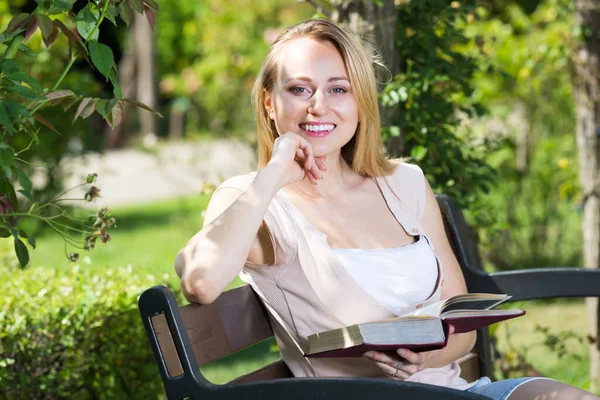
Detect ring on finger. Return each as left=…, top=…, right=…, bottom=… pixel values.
left=395, top=361, right=404, bottom=370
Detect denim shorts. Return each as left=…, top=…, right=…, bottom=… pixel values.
left=465, top=376, right=556, bottom=400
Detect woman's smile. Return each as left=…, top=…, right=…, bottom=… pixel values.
left=299, top=122, right=337, bottom=137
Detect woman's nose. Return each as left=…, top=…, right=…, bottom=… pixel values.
left=307, top=91, right=328, bottom=116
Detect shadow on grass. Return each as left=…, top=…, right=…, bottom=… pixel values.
left=201, top=337, right=280, bottom=384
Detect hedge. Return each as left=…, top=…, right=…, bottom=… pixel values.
left=0, top=262, right=179, bottom=399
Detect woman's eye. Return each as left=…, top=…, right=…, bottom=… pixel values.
left=331, top=87, right=347, bottom=94
left=291, top=87, right=308, bottom=94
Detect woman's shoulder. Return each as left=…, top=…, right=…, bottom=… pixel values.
left=388, top=159, right=425, bottom=182
left=384, top=160, right=427, bottom=221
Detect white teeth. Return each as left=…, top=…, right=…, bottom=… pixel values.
left=301, top=123, right=335, bottom=132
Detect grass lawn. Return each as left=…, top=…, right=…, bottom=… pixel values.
left=494, top=299, right=593, bottom=392
left=17, top=195, right=596, bottom=390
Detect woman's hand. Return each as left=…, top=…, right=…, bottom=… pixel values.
left=363, top=348, right=427, bottom=380
left=363, top=324, right=456, bottom=380
left=268, top=132, right=327, bottom=187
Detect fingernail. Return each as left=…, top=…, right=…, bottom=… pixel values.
left=363, top=352, right=373, bottom=359
left=397, top=349, right=405, bottom=356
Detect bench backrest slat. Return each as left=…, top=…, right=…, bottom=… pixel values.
left=180, top=284, right=274, bottom=366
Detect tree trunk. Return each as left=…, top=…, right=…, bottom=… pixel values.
left=573, top=0, right=600, bottom=390
left=134, top=10, right=157, bottom=136
left=103, top=27, right=136, bottom=149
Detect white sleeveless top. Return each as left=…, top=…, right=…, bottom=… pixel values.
left=332, top=235, right=438, bottom=316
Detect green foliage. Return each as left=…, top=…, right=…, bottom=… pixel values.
left=155, top=0, right=313, bottom=135
left=457, top=0, right=582, bottom=269
left=0, top=0, right=161, bottom=267
left=0, top=261, right=177, bottom=399
left=383, top=0, right=496, bottom=213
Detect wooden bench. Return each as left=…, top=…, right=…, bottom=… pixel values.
left=138, top=195, right=600, bottom=399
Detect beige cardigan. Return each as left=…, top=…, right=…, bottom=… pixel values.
left=216, top=163, right=473, bottom=390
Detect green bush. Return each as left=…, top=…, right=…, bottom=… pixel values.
left=0, top=258, right=178, bottom=399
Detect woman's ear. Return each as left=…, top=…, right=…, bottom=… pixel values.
left=264, top=89, right=275, bottom=120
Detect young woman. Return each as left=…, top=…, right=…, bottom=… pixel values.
left=175, top=19, right=598, bottom=400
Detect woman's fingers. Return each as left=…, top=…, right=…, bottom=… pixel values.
left=447, top=324, right=456, bottom=336
left=396, top=349, right=424, bottom=365
left=373, top=361, right=410, bottom=380
left=314, top=157, right=327, bottom=171
left=295, top=138, right=323, bottom=183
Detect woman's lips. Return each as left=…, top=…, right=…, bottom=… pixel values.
left=299, top=123, right=336, bottom=138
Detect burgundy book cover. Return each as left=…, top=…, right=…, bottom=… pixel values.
left=306, top=322, right=450, bottom=358
left=444, top=311, right=526, bottom=334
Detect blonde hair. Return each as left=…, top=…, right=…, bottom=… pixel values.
left=252, top=19, right=396, bottom=177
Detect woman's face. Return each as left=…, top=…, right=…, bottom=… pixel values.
left=264, top=37, right=359, bottom=158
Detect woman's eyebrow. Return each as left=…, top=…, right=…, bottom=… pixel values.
left=282, top=76, right=350, bottom=84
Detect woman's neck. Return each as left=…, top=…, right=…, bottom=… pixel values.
left=289, top=153, right=360, bottom=201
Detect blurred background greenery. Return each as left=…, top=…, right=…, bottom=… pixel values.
left=1, top=0, right=598, bottom=398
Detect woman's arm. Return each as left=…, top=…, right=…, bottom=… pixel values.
left=175, top=132, right=325, bottom=305
left=175, top=164, right=284, bottom=304
left=417, top=177, right=477, bottom=368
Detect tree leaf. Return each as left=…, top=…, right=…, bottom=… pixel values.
left=33, top=113, right=59, bottom=133
left=143, top=0, right=159, bottom=10
left=6, top=13, right=31, bottom=33
left=109, top=69, right=122, bottom=99
left=18, top=189, right=35, bottom=202
left=0, top=228, right=10, bottom=238
left=46, top=89, right=77, bottom=105
left=144, top=6, right=155, bottom=29
left=28, top=236, right=36, bottom=249
left=75, top=4, right=100, bottom=41
left=74, top=97, right=92, bottom=121
left=54, top=19, right=89, bottom=61
left=7, top=71, right=43, bottom=93
left=18, top=44, right=36, bottom=57
left=61, top=96, right=80, bottom=112
left=106, top=3, right=119, bottom=26
left=410, top=145, right=428, bottom=161
left=119, top=2, right=132, bottom=26
left=0, top=103, right=12, bottom=133
left=16, top=169, right=33, bottom=193
left=36, top=14, right=53, bottom=40
left=77, top=98, right=97, bottom=120
left=88, top=40, right=115, bottom=80
left=109, top=101, right=124, bottom=128
left=0, top=28, right=25, bottom=44
left=36, top=14, right=59, bottom=48
left=46, top=0, right=76, bottom=15
left=0, top=149, right=15, bottom=168
left=123, top=98, right=162, bottom=116
left=24, top=17, right=39, bottom=43
left=5, top=82, right=38, bottom=100
left=96, top=98, right=118, bottom=119
left=14, top=238, right=30, bottom=268
left=129, top=0, right=144, bottom=14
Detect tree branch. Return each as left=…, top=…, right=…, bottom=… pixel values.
left=298, top=0, right=333, bottom=18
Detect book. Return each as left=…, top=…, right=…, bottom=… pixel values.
left=305, top=293, right=525, bottom=358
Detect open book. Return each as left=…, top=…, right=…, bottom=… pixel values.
left=305, top=293, right=525, bottom=358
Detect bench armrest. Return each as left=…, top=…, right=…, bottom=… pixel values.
left=466, top=268, right=600, bottom=301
